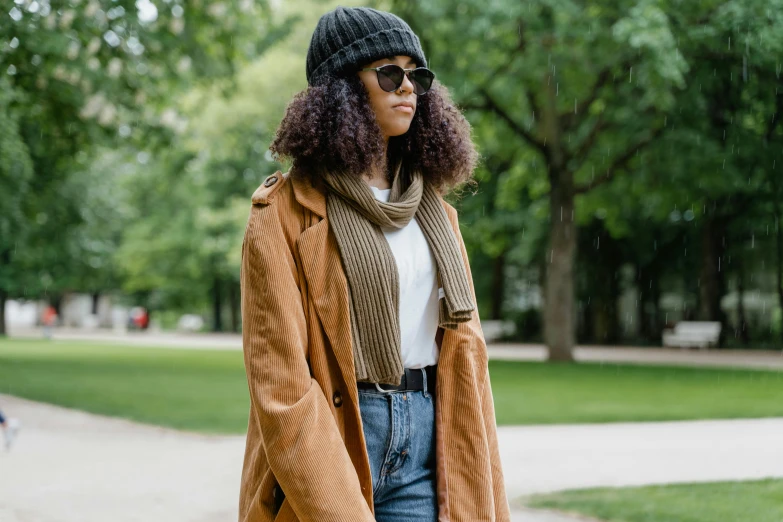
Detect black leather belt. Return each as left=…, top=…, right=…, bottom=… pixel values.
left=357, top=365, right=437, bottom=394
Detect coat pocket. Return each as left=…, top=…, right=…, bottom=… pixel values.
left=273, top=495, right=296, bottom=522
left=272, top=484, right=286, bottom=516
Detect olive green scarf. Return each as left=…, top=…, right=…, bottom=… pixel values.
left=322, top=163, right=475, bottom=385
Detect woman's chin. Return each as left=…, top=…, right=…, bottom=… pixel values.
left=383, top=122, right=413, bottom=138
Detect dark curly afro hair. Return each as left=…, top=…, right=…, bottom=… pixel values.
left=269, top=73, right=479, bottom=195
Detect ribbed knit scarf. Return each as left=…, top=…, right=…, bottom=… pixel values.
left=322, top=163, right=475, bottom=385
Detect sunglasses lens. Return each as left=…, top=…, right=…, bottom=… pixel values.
left=410, top=68, right=435, bottom=95
left=377, top=65, right=405, bottom=92
left=374, top=65, right=435, bottom=95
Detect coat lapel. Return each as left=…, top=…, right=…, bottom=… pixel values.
left=291, top=176, right=359, bottom=395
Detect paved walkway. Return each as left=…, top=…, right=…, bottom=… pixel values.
left=1, top=394, right=781, bottom=522
left=498, top=417, right=783, bottom=496
left=489, top=344, right=783, bottom=371
left=8, top=326, right=243, bottom=350
left=0, top=395, right=243, bottom=522
left=8, top=327, right=783, bottom=370
left=511, top=508, right=601, bottom=522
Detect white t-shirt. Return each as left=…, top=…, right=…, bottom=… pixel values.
left=370, top=185, right=440, bottom=369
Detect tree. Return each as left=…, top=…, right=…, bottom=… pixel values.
left=0, top=79, right=33, bottom=334
left=394, top=0, right=685, bottom=360
left=0, top=0, right=286, bottom=333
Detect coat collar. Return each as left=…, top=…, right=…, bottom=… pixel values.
left=291, top=173, right=326, bottom=219
left=289, top=160, right=403, bottom=220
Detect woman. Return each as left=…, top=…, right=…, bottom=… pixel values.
left=239, top=6, right=510, bottom=522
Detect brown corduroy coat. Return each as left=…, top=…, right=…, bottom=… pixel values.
left=239, top=170, right=511, bottom=522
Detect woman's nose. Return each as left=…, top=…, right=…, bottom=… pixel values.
left=398, top=71, right=416, bottom=94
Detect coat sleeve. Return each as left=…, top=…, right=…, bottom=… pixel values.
left=447, top=203, right=512, bottom=521
left=478, top=363, right=511, bottom=521
left=240, top=201, right=374, bottom=522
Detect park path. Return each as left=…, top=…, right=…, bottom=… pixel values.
left=2, top=394, right=782, bottom=522
left=9, top=326, right=783, bottom=370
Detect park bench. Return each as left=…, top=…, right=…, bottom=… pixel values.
left=662, top=321, right=722, bottom=350
left=480, top=320, right=516, bottom=342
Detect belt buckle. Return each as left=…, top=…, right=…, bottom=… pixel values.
left=374, top=371, right=407, bottom=394
left=374, top=382, right=395, bottom=394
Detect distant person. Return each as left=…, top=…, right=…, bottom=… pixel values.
left=0, top=408, right=20, bottom=451
left=238, top=7, right=509, bottom=522
left=128, top=306, right=148, bottom=330
left=42, top=305, right=57, bottom=339
left=138, top=308, right=149, bottom=330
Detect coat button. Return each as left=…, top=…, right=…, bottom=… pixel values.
left=332, top=390, right=343, bottom=408
left=263, top=175, right=278, bottom=187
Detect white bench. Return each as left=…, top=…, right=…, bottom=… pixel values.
left=480, top=320, right=516, bottom=343
left=662, top=321, right=722, bottom=350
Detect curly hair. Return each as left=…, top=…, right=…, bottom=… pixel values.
left=269, top=73, right=479, bottom=195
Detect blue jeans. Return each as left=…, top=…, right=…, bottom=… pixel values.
left=358, top=378, right=438, bottom=522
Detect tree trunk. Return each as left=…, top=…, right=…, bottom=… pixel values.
left=636, top=264, right=647, bottom=340
left=698, top=215, right=725, bottom=324
left=637, top=263, right=661, bottom=342
left=229, top=280, right=240, bottom=333
left=51, top=294, right=63, bottom=317
left=736, top=257, right=749, bottom=344
left=581, top=293, right=594, bottom=344
left=0, top=247, right=8, bottom=336
left=490, top=251, right=506, bottom=320
left=651, top=273, right=662, bottom=338
left=212, top=276, right=223, bottom=332
left=91, top=292, right=100, bottom=315
left=544, top=173, right=576, bottom=361
left=0, top=288, right=7, bottom=337
left=593, top=305, right=611, bottom=344
left=592, top=268, right=620, bottom=344
left=775, top=208, right=783, bottom=346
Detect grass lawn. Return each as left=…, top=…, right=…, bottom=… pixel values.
left=524, top=478, right=783, bottom=522
left=0, top=338, right=782, bottom=433
left=488, top=358, right=783, bottom=425
left=0, top=339, right=250, bottom=434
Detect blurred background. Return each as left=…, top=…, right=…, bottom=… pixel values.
left=1, top=1, right=782, bottom=521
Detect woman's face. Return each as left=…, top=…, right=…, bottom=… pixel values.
left=357, top=55, right=418, bottom=141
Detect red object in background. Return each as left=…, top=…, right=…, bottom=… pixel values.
left=130, top=307, right=149, bottom=330
left=42, top=306, right=57, bottom=327
left=138, top=309, right=149, bottom=329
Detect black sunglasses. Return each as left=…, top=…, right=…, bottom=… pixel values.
left=360, top=64, right=435, bottom=95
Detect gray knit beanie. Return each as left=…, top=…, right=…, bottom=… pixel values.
left=306, top=6, right=428, bottom=86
